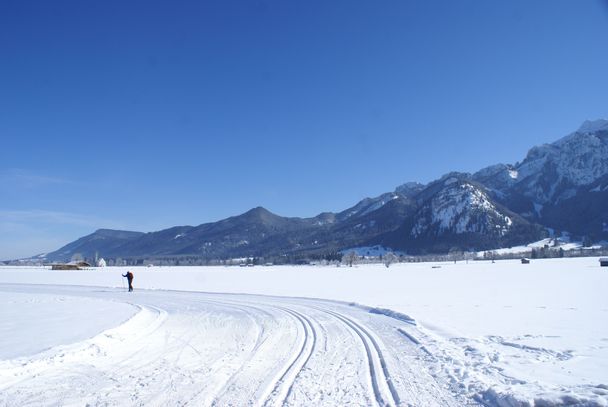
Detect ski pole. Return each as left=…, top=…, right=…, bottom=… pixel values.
left=121, top=275, right=125, bottom=290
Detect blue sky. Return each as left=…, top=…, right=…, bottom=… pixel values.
left=1, top=0, right=608, bottom=259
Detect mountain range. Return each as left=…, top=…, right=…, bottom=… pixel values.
left=42, top=119, right=608, bottom=263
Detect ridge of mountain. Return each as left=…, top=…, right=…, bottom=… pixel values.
left=41, top=120, right=608, bottom=262
left=475, top=119, right=608, bottom=204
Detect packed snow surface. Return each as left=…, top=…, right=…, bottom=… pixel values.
left=0, top=291, right=136, bottom=359
left=1, top=257, right=607, bottom=406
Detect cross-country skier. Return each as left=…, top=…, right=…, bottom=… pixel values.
left=122, top=271, right=134, bottom=292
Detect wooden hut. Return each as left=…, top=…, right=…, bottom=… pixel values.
left=51, top=261, right=91, bottom=270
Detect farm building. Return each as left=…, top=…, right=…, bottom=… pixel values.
left=51, top=261, right=92, bottom=270
left=600, top=258, right=608, bottom=267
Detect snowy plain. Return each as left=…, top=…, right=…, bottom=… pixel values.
left=0, top=257, right=607, bottom=406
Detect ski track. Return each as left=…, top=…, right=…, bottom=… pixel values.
left=260, top=306, right=317, bottom=407
left=0, top=284, right=473, bottom=407
left=312, top=306, right=399, bottom=407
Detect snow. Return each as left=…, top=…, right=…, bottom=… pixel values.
left=508, top=169, right=519, bottom=179
left=540, top=130, right=607, bottom=190
left=412, top=183, right=512, bottom=237
left=512, top=120, right=608, bottom=204
left=477, top=237, right=586, bottom=256
left=0, top=290, right=136, bottom=359
left=1, top=258, right=607, bottom=406
left=517, top=146, right=551, bottom=180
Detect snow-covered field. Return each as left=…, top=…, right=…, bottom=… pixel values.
left=476, top=237, right=602, bottom=257
left=1, top=257, right=607, bottom=406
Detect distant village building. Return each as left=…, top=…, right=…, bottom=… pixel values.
left=600, top=258, right=608, bottom=267
left=97, top=258, right=107, bottom=267
left=51, top=261, right=91, bottom=270
left=521, top=258, right=530, bottom=264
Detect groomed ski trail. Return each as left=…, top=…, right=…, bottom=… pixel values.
left=0, top=284, right=477, bottom=406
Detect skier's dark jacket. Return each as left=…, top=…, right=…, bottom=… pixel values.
left=122, top=271, right=133, bottom=282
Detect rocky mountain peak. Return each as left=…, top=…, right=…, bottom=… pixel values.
left=410, top=180, right=512, bottom=238
left=395, top=182, right=425, bottom=197
left=515, top=121, right=608, bottom=203
left=39, top=118, right=608, bottom=262
left=472, top=164, right=518, bottom=193
left=238, top=206, right=282, bottom=222
left=576, top=119, right=608, bottom=134
left=469, top=120, right=608, bottom=205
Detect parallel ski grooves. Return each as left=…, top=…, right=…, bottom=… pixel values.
left=262, top=306, right=317, bottom=407
left=313, top=306, right=400, bottom=407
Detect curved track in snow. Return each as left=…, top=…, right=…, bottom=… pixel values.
left=0, top=284, right=475, bottom=406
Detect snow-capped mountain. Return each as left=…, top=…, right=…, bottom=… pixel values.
left=410, top=177, right=513, bottom=238
left=540, top=173, right=608, bottom=239
left=475, top=119, right=608, bottom=204
left=472, top=119, right=608, bottom=238
left=516, top=119, right=608, bottom=203
left=375, top=175, right=543, bottom=253
left=39, top=119, right=608, bottom=262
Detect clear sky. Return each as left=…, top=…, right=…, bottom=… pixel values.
left=1, top=0, right=608, bottom=259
